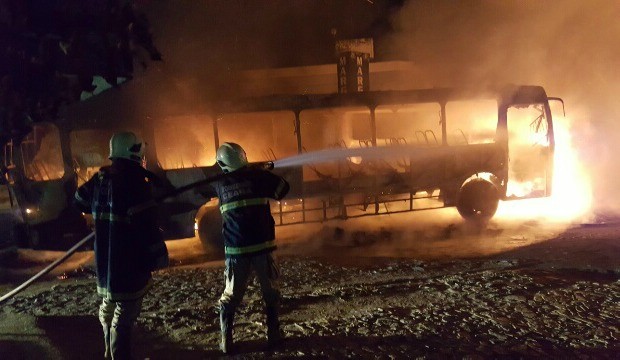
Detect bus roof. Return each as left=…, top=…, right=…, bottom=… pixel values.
left=213, top=85, right=549, bottom=114
left=64, top=84, right=549, bottom=129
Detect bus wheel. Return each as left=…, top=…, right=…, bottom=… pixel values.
left=456, top=179, right=499, bottom=222
left=196, top=206, right=224, bottom=257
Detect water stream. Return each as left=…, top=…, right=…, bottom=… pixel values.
left=272, top=145, right=453, bottom=168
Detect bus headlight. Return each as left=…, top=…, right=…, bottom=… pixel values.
left=25, top=207, right=38, bottom=217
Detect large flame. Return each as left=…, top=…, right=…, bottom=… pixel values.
left=496, top=115, right=593, bottom=222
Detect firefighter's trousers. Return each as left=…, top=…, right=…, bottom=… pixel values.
left=219, top=252, right=280, bottom=312
left=99, top=296, right=143, bottom=360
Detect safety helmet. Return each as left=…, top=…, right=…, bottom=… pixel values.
left=216, top=142, right=248, bottom=173
left=109, top=131, right=145, bottom=164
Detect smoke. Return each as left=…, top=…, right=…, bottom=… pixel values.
left=384, top=0, right=620, bottom=215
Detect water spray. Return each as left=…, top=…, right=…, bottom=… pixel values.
left=272, top=145, right=453, bottom=169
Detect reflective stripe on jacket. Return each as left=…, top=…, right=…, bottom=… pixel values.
left=220, top=198, right=269, bottom=213
left=225, top=240, right=276, bottom=255
left=203, top=167, right=289, bottom=257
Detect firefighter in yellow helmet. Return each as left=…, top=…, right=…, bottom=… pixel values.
left=75, top=131, right=168, bottom=359
left=200, top=142, right=289, bottom=354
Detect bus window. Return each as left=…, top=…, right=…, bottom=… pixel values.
left=21, top=123, right=64, bottom=181
left=300, top=107, right=371, bottom=181
left=218, top=111, right=297, bottom=163
left=155, top=115, right=216, bottom=169
left=375, top=103, right=442, bottom=173
left=70, top=129, right=116, bottom=186
left=506, top=103, right=550, bottom=197
left=445, top=100, right=497, bottom=145
left=376, top=103, right=442, bottom=146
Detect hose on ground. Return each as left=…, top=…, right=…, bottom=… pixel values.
left=0, top=232, right=95, bottom=304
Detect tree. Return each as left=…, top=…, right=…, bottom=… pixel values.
left=0, top=0, right=161, bottom=145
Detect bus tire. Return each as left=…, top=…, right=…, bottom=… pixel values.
left=456, top=179, right=499, bottom=222
left=196, top=206, right=224, bottom=256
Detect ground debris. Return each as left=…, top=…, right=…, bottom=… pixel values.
left=1, top=257, right=618, bottom=358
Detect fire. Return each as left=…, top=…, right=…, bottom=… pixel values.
left=496, top=114, right=593, bottom=222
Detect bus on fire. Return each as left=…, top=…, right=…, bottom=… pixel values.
left=0, top=84, right=563, bottom=251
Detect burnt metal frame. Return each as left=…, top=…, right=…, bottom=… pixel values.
left=31, top=84, right=557, bottom=243
left=206, top=85, right=555, bottom=225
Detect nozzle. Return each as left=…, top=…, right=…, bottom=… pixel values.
left=249, top=161, right=275, bottom=170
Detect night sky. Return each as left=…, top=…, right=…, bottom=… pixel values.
left=0, top=0, right=405, bottom=142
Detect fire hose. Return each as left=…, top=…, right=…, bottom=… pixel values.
left=0, top=161, right=275, bottom=304
left=0, top=232, right=95, bottom=304
left=127, top=161, right=274, bottom=215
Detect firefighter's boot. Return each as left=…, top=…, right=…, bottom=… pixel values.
left=266, top=305, right=282, bottom=349
left=102, top=324, right=111, bottom=359
left=219, top=308, right=235, bottom=354
left=110, top=326, right=132, bottom=360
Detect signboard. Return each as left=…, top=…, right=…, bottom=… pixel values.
left=337, top=52, right=370, bottom=94
left=336, top=38, right=373, bottom=94
left=335, top=38, right=374, bottom=59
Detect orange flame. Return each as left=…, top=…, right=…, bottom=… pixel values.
left=496, top=115, right=592, bottom=222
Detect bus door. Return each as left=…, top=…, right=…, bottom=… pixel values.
left=19, top=123, right=67, bottom=224
left=12, top=123, right=91, bottom=248
left=505, top=103, right=553, bottom=199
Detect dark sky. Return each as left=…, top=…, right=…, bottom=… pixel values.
left=144, top=0, right=405, bottom=73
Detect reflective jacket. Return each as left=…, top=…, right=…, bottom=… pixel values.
left=203, top=167, right=289, bottom=257
left=75, top=159, right=168, bottom=301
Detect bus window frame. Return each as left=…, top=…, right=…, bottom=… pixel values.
left=20, top=122, right=65, bottom=182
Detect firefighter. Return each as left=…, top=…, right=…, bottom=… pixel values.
left=200, top=142, right=289, bottom=354
left=74, top=131, right=168, bottom=360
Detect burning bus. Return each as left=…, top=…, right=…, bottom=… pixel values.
left=1, top=83, right=563, bottom=250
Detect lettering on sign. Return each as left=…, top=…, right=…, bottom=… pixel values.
left=337, top=52, right=369, bottom=94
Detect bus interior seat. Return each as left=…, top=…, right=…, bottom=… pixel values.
left=386, top=137, right=410, bottom=170
left=415, top=130, right=440, bottom=146
left=301, top=146, right=333, bottom=181
left=358, top=139, right=398, bottom=174
left=425, top=130, right=439, bottom=145
left=331, top=140, right=364, bottom=178
left=452, top=129, right=469, bottom=145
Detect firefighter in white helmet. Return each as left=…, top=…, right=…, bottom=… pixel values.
left=75, top=131, right=168, bottom=359
left=200, top=142, right=289, bottom=354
